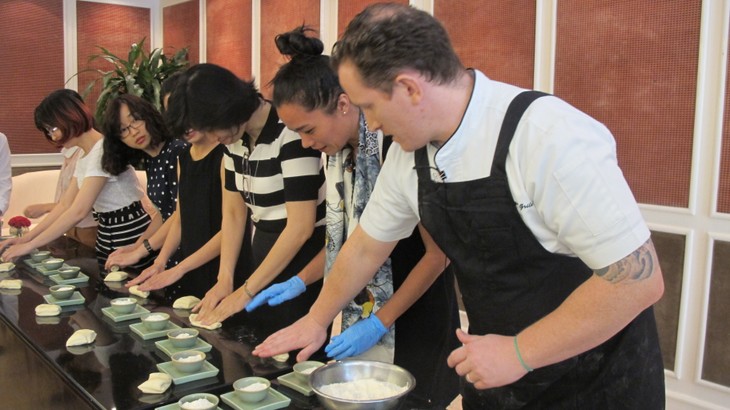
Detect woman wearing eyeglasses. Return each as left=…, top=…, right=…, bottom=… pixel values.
left=0, top=89, right=154, bottom=271
left=159, top=64, right=327, bottom=348
left=101, top=94, right=187, bottom=271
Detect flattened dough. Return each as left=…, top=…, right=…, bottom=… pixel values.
left=129, top=285, right=149, bottom=298
left=35, top=303, right=62, bottom=317
left=189, top=313, right=222, bottom=330
left=0, top=279, right=22, bottom=289
left=66, top=329, right=97, bottom=347
left=0, top=262, right=15, bottom=272
left=138, top=372, right=172, bottom=394
left=104, top=271, right=129, bottom=282
left=173, top=295, right=201, bottom=310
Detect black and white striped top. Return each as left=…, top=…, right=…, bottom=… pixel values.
left=224, top=106, right=325, bottom=233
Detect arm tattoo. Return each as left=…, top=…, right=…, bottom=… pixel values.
left=594, top=239, right=655, bottom=284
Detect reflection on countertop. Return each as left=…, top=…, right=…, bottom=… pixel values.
left=0, top=237, right=321, bottom=410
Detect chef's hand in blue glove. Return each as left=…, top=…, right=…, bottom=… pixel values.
left=245, top=276, right=306, bottom=312
left=325, top=315, right=387, bottom=360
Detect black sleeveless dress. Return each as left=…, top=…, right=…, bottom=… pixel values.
left=166, top=144, right=237, bottom=299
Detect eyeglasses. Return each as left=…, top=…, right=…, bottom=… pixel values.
left=120, top=116, right=144, bottom=139
left=45, top=126, right=59, bottom=138
left=242, top=151, right=256, bottom=206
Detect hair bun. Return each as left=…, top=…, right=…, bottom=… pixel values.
left=275, top=26, right=323, bottom=59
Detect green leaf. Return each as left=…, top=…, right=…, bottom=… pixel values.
left=125, top=75, right=143, bottom=97
left=148, top=48, right=163, bottom=75
left=79, top=79, right=97, bottom=99
left=127, top=37, right=145, bottom=65
left=151, top=80, right=162, bottom=111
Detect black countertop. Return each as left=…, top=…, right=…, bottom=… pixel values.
left=0, top=237, right=321, bottom=409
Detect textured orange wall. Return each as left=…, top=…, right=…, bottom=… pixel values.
left=163, top=0, right=199, bottom=66
left=555, top=1, right=700, bottom=208
left=0, top=0, right=64, bottom=154
left=259, top=0, right=320, bottom=98
left=207, top=0, right=252, bottom=80
left=76, top=2, right=150, bottom=122
left=435, top=0, right=535, bottom=90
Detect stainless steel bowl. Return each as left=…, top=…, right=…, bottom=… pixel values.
left=310, top=360, right=416, bottom=410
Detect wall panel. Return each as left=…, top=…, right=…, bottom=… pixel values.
left=207, top=0, right=252, bottom=79
left=719, top=19, right=730, bottom=214
left=555, top=1, right=700, bottom=208
left=702, top=240, right=730, bottom=387
left=163, top=0, right=200, bottom=66
left=651, top=231, right=685, bottom=371
left=259, top=0, right=319, bottom=98
left=0, top=0, right=64, bottom=154
left=435, top=0, right=535, bottom=89
left=76, top=1, right=150, bottom=121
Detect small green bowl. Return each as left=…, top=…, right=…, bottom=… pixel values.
left=49, top=284, right=75, bottom=300
left=110, top=297, right=137, bottom=314
left=171, top=350, right=206, bottom=373
left=293, top=360, right=325, bottom=384
left=233, top=376, right=271, bottom=403
left=30, top=250, right=51, bottom=262
left=41, top=258, right=64, bottom=270
left=178, top=392, right=219, bottom=410
left=141, top=312, right=170, bottom=331
left=167, top=328, right=199, bottom=348
left=58, top=266, right=81, bottom=279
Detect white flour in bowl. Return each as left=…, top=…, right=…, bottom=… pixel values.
left=241, top=382, right=268, bottom=392
left=181, top=398, right=214, bottom=409
left=177, top=354, right=203, bottom=363
left=319, top=378, right=407, bottom=400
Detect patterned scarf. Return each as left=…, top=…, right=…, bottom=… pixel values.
left=324, top=113, right=395, bottom=360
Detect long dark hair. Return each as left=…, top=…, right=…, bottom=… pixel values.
left=271, top=26, right=342, bottom=114
left=34, top=89, right=94, bottom=147
left=102, top=94, right=173, bottom=175
left=160, top=71, right=184, bottom=112
left=165, top=63, right=261, bottom=138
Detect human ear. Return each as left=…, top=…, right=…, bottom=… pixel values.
left=337, top=93, right=351, bottom=115
left=394, top=74, right=422, bottom=105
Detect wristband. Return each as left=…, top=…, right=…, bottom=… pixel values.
left=514, top=335, right=533, bottom=372
left=242, top=280, right=255, bottom=299
left=143, top=239, right=154, bottom=255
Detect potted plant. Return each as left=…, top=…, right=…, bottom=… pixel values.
left=71, top=37, right=189, bottom=127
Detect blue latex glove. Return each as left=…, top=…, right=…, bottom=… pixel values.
left=245, top=276, right=306, bottom=312
left=325, top=315, right=387, bottom=360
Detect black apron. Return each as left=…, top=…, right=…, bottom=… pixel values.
left=415, top=91, right=665, bottom=409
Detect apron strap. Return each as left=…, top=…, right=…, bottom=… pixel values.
left=414, top=146, right=431, bottom=180
left=491, top=91, right=550, bottom=178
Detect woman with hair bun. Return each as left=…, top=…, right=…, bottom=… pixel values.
left=1, top=89, right=154, bottom=271
left=149, top=63, right=327, bottom=352
left=248, top=26, right=460, bottom=408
